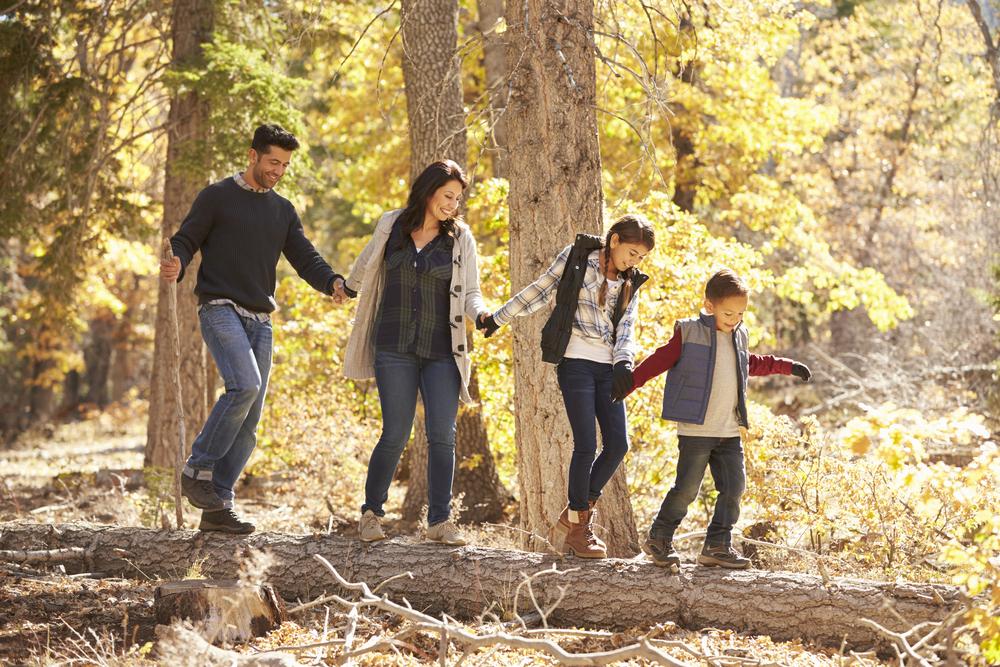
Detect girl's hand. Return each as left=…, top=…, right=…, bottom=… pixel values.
left=477, top=313, right=500, bottom=338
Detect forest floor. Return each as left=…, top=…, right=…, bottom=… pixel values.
left=0, top=405, right=898, bottom=666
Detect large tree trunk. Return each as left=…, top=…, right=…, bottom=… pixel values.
left=0, top=521, right=963, bottom=651
left=503, top=0, right=638, bottom=556
left=145, top=0, right=214, bottom=470
left=399, top=0, right=509, bottom=525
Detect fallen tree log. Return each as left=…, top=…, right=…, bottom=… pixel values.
left=0, top=521, right=963, bottom=650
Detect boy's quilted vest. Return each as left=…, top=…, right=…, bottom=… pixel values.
left=661, top=312, right=751, bottom=427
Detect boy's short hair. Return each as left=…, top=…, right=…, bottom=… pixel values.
left=251, top=124, right=299, bottom=154
left=705, top=268, right=749, bottom=302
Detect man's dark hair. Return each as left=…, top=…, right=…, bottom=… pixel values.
left=705, top=268, right=750, bottom=302
left=251, top=124, right=299, bottom=153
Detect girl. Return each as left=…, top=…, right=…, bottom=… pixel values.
left=340, top=160, right=490, bottom=546
left=478, top=215, right=655, bottom=558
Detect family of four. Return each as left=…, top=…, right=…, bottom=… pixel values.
left=160, top=125, right=811, bottom=570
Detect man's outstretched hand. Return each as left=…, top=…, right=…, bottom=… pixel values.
left=160, top=256, right=181, bottom=282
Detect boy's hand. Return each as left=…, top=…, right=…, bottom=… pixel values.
left=611, top=361, right=634, bottom=402
left=791, top=362, right=811, bottom=382
left=477, top=313, right=499, bottom=338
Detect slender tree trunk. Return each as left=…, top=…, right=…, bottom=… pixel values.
left=84, top=313, right=114, bottom=406
left=144, top=0, right=214, bottom=469
left=477, top=0, right=509, bottom=178
left=503, top=0, right=638, bottom=556
left=399, top=0, right=509, bottom=525
left=110, top=275, right=142, bottom=402
left=400, top=0, right=468, bottom=181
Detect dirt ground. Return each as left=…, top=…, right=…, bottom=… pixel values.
left=0, top=409, right=894, bottom=666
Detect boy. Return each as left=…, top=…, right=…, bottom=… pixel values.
left=614, top=269, right=811, bottom=569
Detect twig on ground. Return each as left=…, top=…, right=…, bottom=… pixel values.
left=0, top=547, right=85, bottom=563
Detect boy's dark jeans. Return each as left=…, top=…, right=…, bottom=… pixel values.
left=650, top=435, right=745, bottom=546
left=556, top=358, right=630, bottom=511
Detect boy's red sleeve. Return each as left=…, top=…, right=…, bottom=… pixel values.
left=628, top=325, right=682, bottom=395
left=749, top=353, right=793, bottom=377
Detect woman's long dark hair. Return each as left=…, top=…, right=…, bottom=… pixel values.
left=599, top=214, right=655, bottom=306
left=395, top=160, right=468, bottom=249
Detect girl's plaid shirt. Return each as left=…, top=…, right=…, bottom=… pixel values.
left=493, top=245, right=640, bottom=365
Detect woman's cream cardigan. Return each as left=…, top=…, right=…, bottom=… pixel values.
left=342, top=209, right=488, bottom=404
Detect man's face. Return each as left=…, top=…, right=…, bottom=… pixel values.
left=248, top=145, right=293, bottom=189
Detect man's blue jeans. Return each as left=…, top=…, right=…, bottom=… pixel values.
left=362, top=350, right=461, bottom=526
left=650, top=435, right=746, bottom=546
left=185, top=304, right=272, bottom=508
left=556, top=358, right=630, bottom=511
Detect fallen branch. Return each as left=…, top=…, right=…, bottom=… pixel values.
left=310, top=554, right=691, bottom=666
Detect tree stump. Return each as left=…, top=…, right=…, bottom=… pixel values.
left=154, top=579, right=286, bottom=644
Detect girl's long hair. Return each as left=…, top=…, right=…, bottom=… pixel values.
left=599, top=214, right=655, bottom=307
left=395, top=160, right=468, bottom=249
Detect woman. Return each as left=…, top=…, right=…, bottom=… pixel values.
left=477, top=215, right=655, bottom=558
left=340, top=160, right=489, bottom=546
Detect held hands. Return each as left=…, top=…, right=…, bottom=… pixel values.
left=477, top=313, right=499, bottom=338
left=791, top=361, right=812, bottom=382
left=160, top=256, right=181, bottom=282
left=331, top=277, right=349, bottom=305
left=610, top=361, right=634, bottom=402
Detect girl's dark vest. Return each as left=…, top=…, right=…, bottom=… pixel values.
left=539, top=233, right=649, bottom=364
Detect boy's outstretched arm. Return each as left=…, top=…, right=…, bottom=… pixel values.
left=749, top=354, right=811, bottom=381
left=627, top=325, right=682, bottom=397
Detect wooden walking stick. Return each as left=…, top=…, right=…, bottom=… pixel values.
left=162, top=239, right=186, bottom=529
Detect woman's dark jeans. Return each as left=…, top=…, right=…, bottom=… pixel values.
left=557, top=358, right=630, bottom=511
left=362, top=350, right=461, bottom=526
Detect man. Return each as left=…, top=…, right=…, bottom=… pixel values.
left=160, top=123, right=346, bottom=533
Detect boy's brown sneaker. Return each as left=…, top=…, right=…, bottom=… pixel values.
left=697, top=543, right=751, bottom=569
left=642, top=535, right=681, bottom=571
left=359, top=510, right=386, bottom=543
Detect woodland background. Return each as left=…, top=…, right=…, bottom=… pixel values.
left=0, top=0, right=998, bottom=664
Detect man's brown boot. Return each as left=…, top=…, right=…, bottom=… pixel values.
left=587, top=500, right=606, bottom=551
left=562, top=509, right=607, bottom=559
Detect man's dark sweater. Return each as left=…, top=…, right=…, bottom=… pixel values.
left=170, top=177, right=340, bottom=313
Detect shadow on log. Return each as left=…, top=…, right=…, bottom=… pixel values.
left=0, top=521, right=964, bottom=651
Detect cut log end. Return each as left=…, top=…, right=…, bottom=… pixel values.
left=154, top=579, right=287, bottom=644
